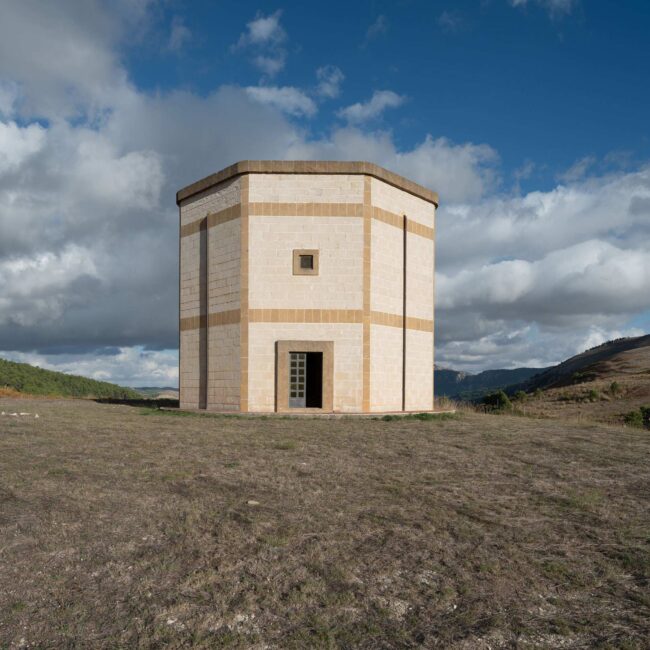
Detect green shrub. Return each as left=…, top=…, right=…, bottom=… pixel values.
left=624, top=410, right=644, bottom=428
left=639, top=406, right=650, bottom=429
left=483, top=390, right=512, bottom=411
left=624, top=406, right=650, bottom=429
left=572, top=371, right=596, bottom=385
left=588, top=389, right=600, bottom=402
left=514, top=390, right=527, bottom=402
left=610, top=381, right=621, bottom=396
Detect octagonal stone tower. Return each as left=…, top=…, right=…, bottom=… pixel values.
left=177, top=161, right=438, bottom=413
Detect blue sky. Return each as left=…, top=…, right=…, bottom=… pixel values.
left=0, top=0, right=649, bottom=385
left=124, top=0, right=650, bottom=193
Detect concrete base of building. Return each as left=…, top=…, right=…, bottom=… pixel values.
left=163, top=408, right=456, bottom=419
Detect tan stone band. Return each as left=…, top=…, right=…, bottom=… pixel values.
left=180, top=308, right=432, bottom=332
left=180, top=204, right=241, bottom=238
left=371, top=206, right=435, bottom=239
left=370, top=311, right=434, bottom=333
left=249, top=202, right=363, bottom=217
left=181, top=203, right=434, bottom=240
left=250, top=308, right=363, bottom=323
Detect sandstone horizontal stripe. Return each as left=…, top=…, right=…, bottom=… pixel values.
left=407, top=220, right=434, bottom=240
left=176, top=160, right=439, bottom=206
left=180, top=314, right=207, bottom=331
left=405, top=315, right=434, bottom=332
left=180, top=309, right=241, bottom=331
left=371, top=310, right=433, bottom=332
left=180, top=204, right=241, bottom=238
left=372, top=206, right=402, bottom=230
left=370, top=310, right=402, bottom=329
left=372, top=207, right=434, bottom=240
left=182, top=202, right=433, bottom=240
left=180, top=218, right=205, bottom=238
left=249, top=308, right=363, bottom=324
left=208, top=309, right=241, bottom=327
left=249, top=202, right=363, bottom=217
left=181, top=308, right=432, bottom=331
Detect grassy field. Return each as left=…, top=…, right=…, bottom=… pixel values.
left=1, top=399, right=649, bottom=648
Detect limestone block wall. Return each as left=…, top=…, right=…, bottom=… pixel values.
left=248, top=322, right=363, bottom=412
left=370, top=219, right=403, bottom=317
left=370, top=324, right=403, bottom=411
left=179, top=177, right=242, bottom=410
left=248, top=215, right=363, bottom=311
left=369, top=177, right=435, bottom=412
left=405, top=329, right=434, bottom=411
left=248, top=173, right=365, bottom=204
left=179, top=328, right=201, bottom=408
left=206, top=217, right=241, bottom=410
left=370, top=177, right=436, bottom=229
left=207, top=322, right=240, bottom=410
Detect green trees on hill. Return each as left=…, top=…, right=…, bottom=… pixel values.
left=482, top=390, right=513, bottom=411
left=0, top=358, right=141, bottom=399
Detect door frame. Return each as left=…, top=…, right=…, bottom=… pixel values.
left=275, top=340, right=334, bottom=413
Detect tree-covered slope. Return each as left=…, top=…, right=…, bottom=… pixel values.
left=0, top=358, right=141, bottom=399
left=435, top=366, right=548, bottom=401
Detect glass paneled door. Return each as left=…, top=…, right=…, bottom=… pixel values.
left=289, top=352, right=306, bottom=408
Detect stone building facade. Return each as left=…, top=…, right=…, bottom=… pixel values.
left=177, top=161, right=438, bottom=413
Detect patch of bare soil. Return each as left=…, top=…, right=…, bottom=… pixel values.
left=1, top=398, right=648, bottom=648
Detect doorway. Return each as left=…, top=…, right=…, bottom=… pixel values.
left=289, top=352, right=323, bottom=408
left=276, top=341, right=333, bottom=412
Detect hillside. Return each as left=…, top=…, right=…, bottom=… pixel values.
left=515, top=334, right=650, bottom=392
left=0, top=358, right=141, bottom=400
left=509, top=335, right=650, bottom=426
left=435, top=365, right=547, bottom=401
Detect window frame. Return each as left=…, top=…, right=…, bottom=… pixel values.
left=292, top=249, right=319, bottom=276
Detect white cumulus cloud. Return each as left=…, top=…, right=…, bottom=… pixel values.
left=0, top=121, right=45, bottom=173
left=337, top=90, right=407, bottom=124
left=234, top=10, right=287, bottom=77
left=316, top=66, right=344, bottom=99
left=245, top=86, right=317, bottom=117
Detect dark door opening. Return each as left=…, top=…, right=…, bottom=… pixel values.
left=305, top=352, right=323, bottom=408
left=288, top=351, right=323, bottom=408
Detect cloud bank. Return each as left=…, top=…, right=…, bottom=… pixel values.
left=0, top=0, right=647, bottom=385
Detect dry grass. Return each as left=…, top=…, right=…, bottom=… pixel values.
left=1, top=398, right=649, bottom=648
left=0, top=387, right=28, bottom=399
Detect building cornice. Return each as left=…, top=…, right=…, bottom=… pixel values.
left=176, top=160, right=439, bottom=207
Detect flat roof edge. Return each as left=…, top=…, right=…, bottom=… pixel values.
left=176, top=160, right=439, bottom=207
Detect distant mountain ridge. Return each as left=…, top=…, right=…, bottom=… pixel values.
left=435, top=366, right=548, bottom=401
left=0, top=358, right=141, bottom=400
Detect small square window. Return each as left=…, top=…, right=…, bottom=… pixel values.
left=293, top=249, right=319, bottom=275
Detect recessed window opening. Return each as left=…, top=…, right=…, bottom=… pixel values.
left=293, top=249, right=319, bottom=275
